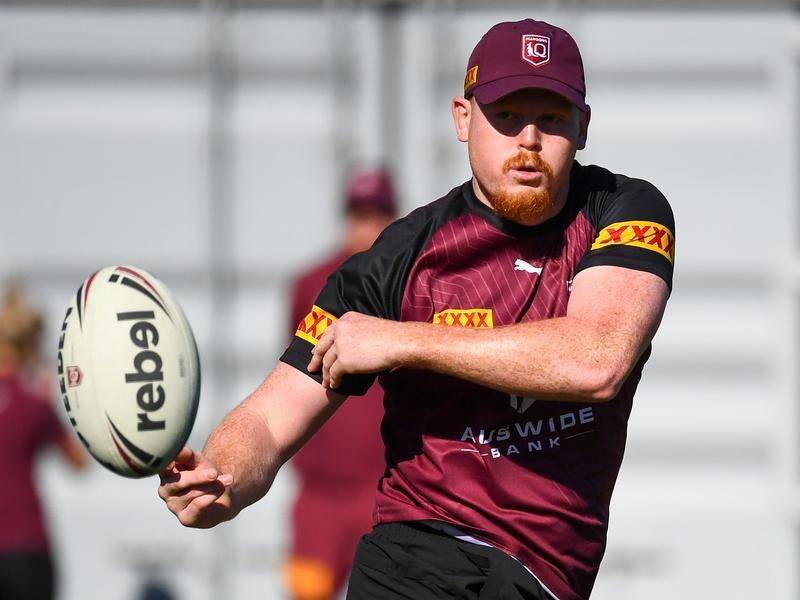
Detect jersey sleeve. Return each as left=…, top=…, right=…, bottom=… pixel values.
left=279, top=210, right=431, bottom=396
left=576, top=177, right=675, bottom=289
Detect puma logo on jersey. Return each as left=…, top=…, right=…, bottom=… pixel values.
left=514, top=259, right=542, bottom=275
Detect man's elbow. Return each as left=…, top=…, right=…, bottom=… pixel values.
left=578, top=364, right=627, bottom=403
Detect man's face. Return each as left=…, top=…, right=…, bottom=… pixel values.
left=452, top=88, right=589, bottom=226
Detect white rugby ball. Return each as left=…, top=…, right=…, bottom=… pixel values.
left=56, top=265, right=200, bottom=478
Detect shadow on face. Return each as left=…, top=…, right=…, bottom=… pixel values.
left=476, top=88, right=585, bottom=143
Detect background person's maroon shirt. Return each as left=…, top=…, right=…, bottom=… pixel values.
left=282, top=162, right=675, bottom=600
left=288, top=251, right=386, bottom=585
left=0, top=372, right=66, bottom=554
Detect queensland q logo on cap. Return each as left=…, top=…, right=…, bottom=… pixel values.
left=521, top=34, right=550, bottom=67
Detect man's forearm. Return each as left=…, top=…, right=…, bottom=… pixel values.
left=201, top=362, right=345, bottom=516
left=386, top=269, right=669, bottom=403
left=400, top=316, right=628, bottom=402
left=202, top=398, right=282, bottom=516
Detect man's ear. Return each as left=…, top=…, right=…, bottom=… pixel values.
left=452, top=96, right=471, bottom=143
left=577, top=106, right=590, bottom=151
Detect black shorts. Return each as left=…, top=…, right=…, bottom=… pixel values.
left=0, top=551, right=55, bottom=600
left=346, top=522, right=550, bottom=600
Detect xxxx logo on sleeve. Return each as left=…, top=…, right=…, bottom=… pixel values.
left=433, top=308, right=493, bottom=328
left=591, top=221, right=675, bottom=263
left=295, top=305, right=337, bottom=346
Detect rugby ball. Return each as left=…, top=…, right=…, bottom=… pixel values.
left=56, top=265, right=200, bottom=478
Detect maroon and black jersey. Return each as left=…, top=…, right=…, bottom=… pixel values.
left=281, top=162, right=675, bottom=600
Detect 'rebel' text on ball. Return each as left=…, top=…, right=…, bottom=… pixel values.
left=118, top=310, right=167, bottom=432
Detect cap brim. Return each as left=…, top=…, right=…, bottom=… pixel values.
left=471, top=75, right=588, bottom=112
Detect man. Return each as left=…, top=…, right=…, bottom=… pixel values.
left=285, top=168, right=397, bottom=600
left=158, top=19, right=674, bottom=600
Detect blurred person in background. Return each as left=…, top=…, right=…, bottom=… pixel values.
left=0, top=282, right=88, bottom=600
left=283, top=167, right=398, bottom=600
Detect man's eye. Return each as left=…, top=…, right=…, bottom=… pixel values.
left=542, top=114, right=566, bottom=124
left=498, top=111, right=518, bottom=120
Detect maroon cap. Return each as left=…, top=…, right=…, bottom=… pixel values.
left=344, top=167, right=398, bottom=216
left=464, top=19, right=588, bottom=112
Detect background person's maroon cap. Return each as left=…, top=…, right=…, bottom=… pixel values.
left=463, top=19, right=589, bottom=112
left=344, top=167, right=398, bottom=216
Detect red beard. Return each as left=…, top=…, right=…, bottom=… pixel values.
left=490, top=151, right=555, bottom=225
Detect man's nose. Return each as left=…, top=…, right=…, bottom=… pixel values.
left=518, top=123, right=542, bottom=152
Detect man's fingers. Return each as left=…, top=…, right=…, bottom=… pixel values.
left=172, top=447, right=196, bottom=469
left=162, top=476, right=233, bottom=515
left=308, top=328, right=336, bottom=373
left=321, top=347, right=338, bottom=389
left=317, top=327, right=336, bottom=355
left=177, top=491, right=227, bottom=527
left=159, top=467, right=221, bottom=499
left=329, top=361, right=343, bottom=390
left=166, top=478, right=226, bottom=509
left=167, top=489, right=210, bottom=515
left=307, top=352, right=322, bottom=374
left=158, top=447, right=196, bottom=484
left=158, top=469, right=180, bottom=488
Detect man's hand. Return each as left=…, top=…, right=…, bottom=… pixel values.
left=307, top=312, right=409, bottom=389
left=158, top=447, right=235, bottom=529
